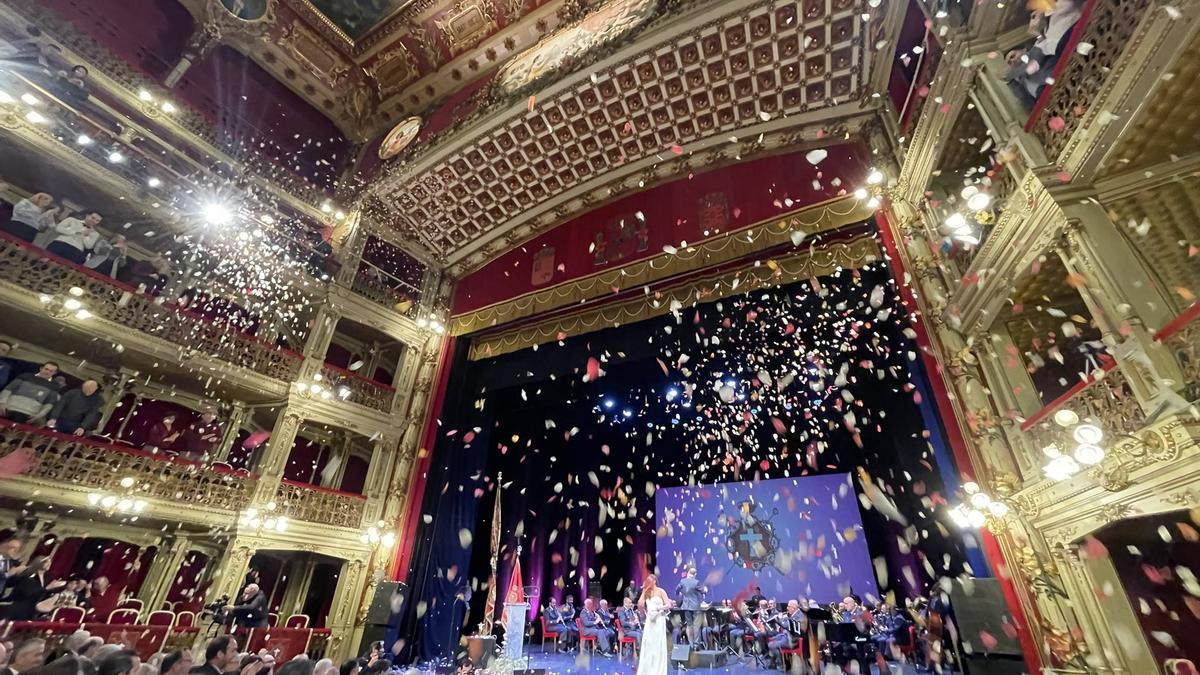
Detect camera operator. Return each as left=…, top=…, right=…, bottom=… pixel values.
left=225, top=583, right=268, bottom=629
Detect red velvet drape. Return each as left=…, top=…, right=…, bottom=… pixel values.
left=338, top=455, right=368, bottom=494
left=166, top=550, right=209, bottom=605
left=283, top=437, right=331, bottom=484
left=102, top=396, right=200, bottom=448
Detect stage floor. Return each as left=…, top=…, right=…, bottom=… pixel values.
left=505, top=649, right=947, bottom=674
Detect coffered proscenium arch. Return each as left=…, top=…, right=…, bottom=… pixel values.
left=363, top=0, right=883, bottom=272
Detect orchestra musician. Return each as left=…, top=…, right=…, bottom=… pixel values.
left=616, top=596, right=643, bottom=644
left=766, top=599, right=801, bottom=667
left=580, top=598, right=616, bottom=654
left=727, top=601, right=751, bottom=654
left=746, top=599, right=773, bottom=656
left=544, top=597, right=578, bottom=650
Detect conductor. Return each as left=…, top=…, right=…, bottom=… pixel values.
left=675, top=568, right=706, bottom=644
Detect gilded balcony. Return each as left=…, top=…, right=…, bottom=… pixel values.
left=315, top=363, right=397, bottom=415
left=274, top=479, right=366, bottom=530
left=0, top=233, right=303, bottom=385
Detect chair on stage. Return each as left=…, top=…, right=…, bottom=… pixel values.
left=175, top=611, right=196, bottom=628
left=539, top=615, right=561, bottom=654
left=575, top=618, right=596, bottom=655
left=108, top=608, right=140, bottom=624
left=147, top=610, right=175, bottom=626
left=284, top=614, right=310, bottom=629
left=614, top=618, right=638, bottom=663
left=779, top=645, right=805, bottom=670
left=50, top=606, right=85, bottom=624
left=898, top=624, right=918, bottom=660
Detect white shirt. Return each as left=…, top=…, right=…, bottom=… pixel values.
left=9, top=199, right=56, bottom=231
left=51, top=217, right=100, bottom=252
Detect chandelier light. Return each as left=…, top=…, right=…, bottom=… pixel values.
left=40, top=286, right=93, bottom=321
left=948, top=482, right=1009, bottom=529
left=1039, top=410, right=1107, bottom=481
left=239, top=503, right=289, bottom=533
left=360, top=520, right=397, bottom=549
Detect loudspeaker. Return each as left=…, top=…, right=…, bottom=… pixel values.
left=960, top=655, right=1029, bottom=675
left=688, top=650, right=727, bottom=668
left=587, top=581, right=602, bottom=601
left=670, top=644, right=692, bottom=662
left=365, top=581, right=407, bottom=625
left=947, top=578, right=1023, bottom=656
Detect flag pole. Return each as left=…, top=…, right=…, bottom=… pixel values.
left=482, top=472, right=502, bottom=636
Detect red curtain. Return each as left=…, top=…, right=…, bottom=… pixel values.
left=94, top=540, right=140, bottom=591
left=48, top=537, right=83, bottom=579
left=166, top=550, right=209, bottom=604
left=127, top=546, right=157, bottom=595
left=283, top=437, right=330, bottom=484
left=102, top=396, right=200, bottom=448
left=338, top=455, right=368, bottom=494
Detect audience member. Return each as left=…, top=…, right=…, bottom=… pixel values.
left=237, top=655, right=265, bottom=675
left=0, top=536, right=23, bottom=599
left=117, top=254, right=171, bottom=296
left=178, top=406, right=221, bottom=460
left=86, top=576, right=120, bottom=623
left=0, top=340, right=14, bottom=390
left=274, top=660, right=313, bottom=675
left=159, top=652, right=192, bottom=675
left=47, top=211, right=101, bottom=265
left=1, top=556, right=66, bottom=620
left=1003, top=0, right=1084, bottom=109
left=225, top=582, right=268, bottom=629
left=95, top=649, right=139, bottom=675
left=337, top=661, right=358, bottom=675
left=2, top=193, right=58, bottom=243
left=22, top=656, right=81, bottom=675
left=47, top=378, right=103, bottom=436
left=144, top=413, right=182, bottom=452
left=85, top=235, right=128, bottom=278
left=4, top=639, right=46, bottom=675
left=189, top=636, right=238, bottom=675
left=0, top=362, right=61, bottom=424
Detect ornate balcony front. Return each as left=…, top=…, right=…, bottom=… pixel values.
left=0, top=234, right=303, bottom=384
left=316, top=363, right=397, bottom=415
left=275, top=479, right=366, bottom=529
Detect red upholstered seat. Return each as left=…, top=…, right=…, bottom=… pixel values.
left=108, top=608, right=140, bottom=624
left=146, top=610, right=174, bottom=626
left=615, top=618, right=638, bottom=663
left=50, top=606, right=85, bottom=624
left=174, top=611, right=195, bottom=628
left=539, top=615, right=560, bottom=654
left=268, top=612, right=279, bottom=627
left=284, top=614, right=310, bottom=629
left=576, top=618, right=596, bottom=655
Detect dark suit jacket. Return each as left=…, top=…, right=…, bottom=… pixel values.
left=228, top=590, right=268, bottom=627
left=1, top=572, right=49, bottom=620
left=676, top=577, right=703, bottom=610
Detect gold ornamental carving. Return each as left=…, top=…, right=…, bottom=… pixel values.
left=436, top=0, right=498, bottom=55
left=378, top=116, right=423, bottom=160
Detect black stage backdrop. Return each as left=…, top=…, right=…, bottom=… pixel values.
left=392, top=245, right=975, bottom=664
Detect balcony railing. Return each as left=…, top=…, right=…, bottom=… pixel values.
left=276, top=479, right=366, bottom=529
left=0, top=233, right=303, bottom=382
left=318, top=362, right=397, bottom=414
left=1018, top=355, right=1146, bottom=458
left=1027, top=0, right=1153, bottom=159
left=0, top=420, right=255, bottom=512
left=349, top=260, right=421, bottom=314
left=1155, top=301, right=1200, bottom=404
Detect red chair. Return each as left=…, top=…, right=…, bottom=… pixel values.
left=175, top=611, right=196, bottom=628
left=898, top=624, right=918, bottom=659
left=284, top=614, right=310, bottom=629
left=50, top=606, right=85, bottom=624
left=108, top=608, right=139, bottom=624
left=575, top=618, right=596, bottom=655
left=614, top=618, right=638, bottom=663
left=779, top=645, right=805, bottom=670
left=268, top=612, right=279, bottom=627
left=117, top=598, right=143, bottom=611
left=146, top=610, right=174, bottom=626
left=540, top=615, right=561, bottom=654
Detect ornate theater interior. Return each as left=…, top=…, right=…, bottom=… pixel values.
left=0, top=0, right=1197, bottom=673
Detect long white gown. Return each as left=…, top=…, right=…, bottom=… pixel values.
left=637, top=595, right=669, bottom=675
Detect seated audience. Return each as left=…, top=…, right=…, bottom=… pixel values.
left=144, top=413, right=182, bottom=452
left=159, top=651, right=192, bottom=675
left=1003, top=0, right=1084, bottom=109
left=4, top=638, right=46, bottom=674
left=85, top=235, right=128, bottom=278
left=189, top=635, right=238, bottom=675
left=47, top=211, right=101, bottom=265
left=0, top=361, right=62, bottom=424
left=178, top=406, right=221, bottom=460
left=1, top=193, right=59, bottom=243
left=47, top=378, right=103, bottom=436
left=86, top=576, right=121, bottom=622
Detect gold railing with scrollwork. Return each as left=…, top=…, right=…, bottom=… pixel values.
left=318, top=364, right=397, bottom=414
left=0, top=235, right=302, bottom=382
left=1028, top=0, right=1153, bottom=159
left=275, top=480, right=366, bottom=529
left=1156, top=303, right=1200, bottom=404
left=1019, top=359, right=1146, bottom=459
left=0, top=421, right=255, bottom=511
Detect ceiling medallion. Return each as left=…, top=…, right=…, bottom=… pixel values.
left=379, top=116, right=423, bottom=160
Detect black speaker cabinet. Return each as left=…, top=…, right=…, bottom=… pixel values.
left=961, top=655, right=1030, bottom=675
left=948, top=578, right=1023, bottom=656
left=365, top=580, right=407, bottom=625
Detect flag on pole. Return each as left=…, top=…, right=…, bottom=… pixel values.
left=500, top=554, right=524, bottom=628
left=482, top=479, right=501, bottom=635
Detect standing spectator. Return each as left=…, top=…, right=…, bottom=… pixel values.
left=85, top=576, right=120, bottom=622
left=85, top=234, right=128, bottom=278
left=0, top=340, right=14, bottom=390
left=0, top=536, right=24, bottom=600
left=1, top=193, right=59, bottom=243
left=144, top=412, right=182, bottom=452
left=224, top=582, right=267, bottom=629
left=0, top=361, right=62, bottom=424
left=46, top=378, right=103, bottom=436
left=1, top=556, right=65, bottom=620
left=118, top=254, right=171, bottom=295
left=178, top=406, right=221, bottom=460
left=47, top=211, right=101, bottom=264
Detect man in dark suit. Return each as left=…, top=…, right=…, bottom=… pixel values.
left=616, top=597, right=643, bottom=644
left=0, top=537, right=24, bottom=601
left=189, top=635, right=239, bottom=675
left=544, top=598, right=577, bottom=650
left=675, top=568, right=706, bottom=643
left=226, top=583, right=268, bottom=628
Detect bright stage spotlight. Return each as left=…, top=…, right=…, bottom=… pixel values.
left=666, top=387, right=679, bottom=401
left=203, top=202, right=233, bottom=226
left=602, top=397, right=616, bottom=409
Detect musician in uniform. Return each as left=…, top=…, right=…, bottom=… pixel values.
left=727, top=601, right=751, bottom=654
left=580, top=598, right=616, bottom=654
left=765, top=600, right=794, bottom=667
left=616, top=597, right=643, bottom=644
left=545, top=598, right=578, bottom=650
left=746, top=599, right=773, bottom=656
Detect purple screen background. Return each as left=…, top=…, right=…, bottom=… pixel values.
left=655, top=473, right=880, bottom=604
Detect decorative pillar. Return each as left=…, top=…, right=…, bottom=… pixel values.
left=360, top=433, right=400, bottom=525
left=138, top=535, right=192, bottom=611
left=114, top=393, right=144, bottom=440
left=278, top=557, right=317, bottom=620
left=97, top=370, right=134, bottom=432
left=324, top=557, right=370, bottom=661
left=1075, top=547, right=1157, bottom=673
left=249, top=411, right=303, bottom=506
left=333, top=212, right=367, bottom=288
left=1049, top=544, right=1126, bottom=674
left=207, top=537, right=256, bottom=610
left=164, top=23, right=219, bottom=88
left=303, top=306, right=342, bottom=361
left=213, top=402, right=248, bottom=462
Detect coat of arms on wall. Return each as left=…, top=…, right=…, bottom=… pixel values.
left=592, top=214, right=649, bottom=266
left=531, top=246, right=556, bottom=285
left=698, top=192, right=730, bottom=233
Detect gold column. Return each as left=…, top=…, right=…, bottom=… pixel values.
left=96, top=369, right=134, bottom=432
left=1075, top=549, right=1157, bottom=673
left=323, top=557, right=370, bottom=661
left=138, top=535, right=192, bottom=611
left=207, top=537, right=256, bottom=610
left=249, top=411, right=303, bottom=506
left=213, top=402, right=248, bottom=462
left=1049, top=544, right=1128, bottom=674
left=360, top=433, right=400, bottom=525
left=333, top=211, right=367, bottom=288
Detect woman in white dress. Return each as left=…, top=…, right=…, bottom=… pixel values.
left=636, top=574, right=671, bottom=675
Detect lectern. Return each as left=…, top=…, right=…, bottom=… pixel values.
left=502, top=602, right=530, bottom=660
